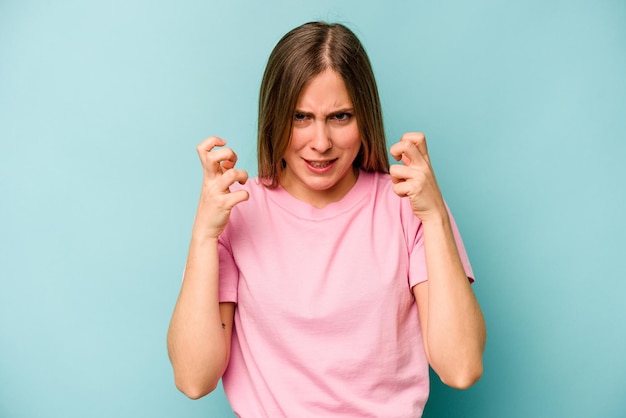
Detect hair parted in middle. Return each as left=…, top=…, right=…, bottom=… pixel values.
left=257, top=21, right=390, bottom=188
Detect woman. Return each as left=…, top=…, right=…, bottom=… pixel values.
left=168, top=21, right=485, bottom=417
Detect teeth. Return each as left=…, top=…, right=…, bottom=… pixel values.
left=309, top=161, right=330, bottom=168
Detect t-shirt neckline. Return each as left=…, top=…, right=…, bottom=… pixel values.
left=267, top=170, right=375, bottom=220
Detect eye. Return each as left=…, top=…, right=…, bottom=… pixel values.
left=332, top=112, right=352, bottom=122
left=294, top=112, right=307, bottom=122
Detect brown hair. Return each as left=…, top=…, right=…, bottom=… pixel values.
left=257, top=21, right=389, bottom=188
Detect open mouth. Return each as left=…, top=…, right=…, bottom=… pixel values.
left=305, top=158, right=337, bottom=171
left=307, top=160, right=333, bottom=168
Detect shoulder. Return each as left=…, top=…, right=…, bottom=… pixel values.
left=363, top=170, right=423, bottom=233
left=359, top=170, right=394, bottom=195
left=363, top=171, right=410, bottom=209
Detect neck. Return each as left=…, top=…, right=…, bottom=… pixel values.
left=281, top=167, right=359, bottom=209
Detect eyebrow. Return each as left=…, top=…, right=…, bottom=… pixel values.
left=294, top=108, right=354, bottom=117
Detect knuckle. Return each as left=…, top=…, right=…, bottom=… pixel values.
left=206, top=135, right=221, bottom=144
left=414, top=170, right=428, bottom=182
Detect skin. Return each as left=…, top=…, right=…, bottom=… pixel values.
left=281, top=69, right=362, bottom=208
left=167, top=70, right=485, bottom=399
left=166, top=136, right=244, bottom=398
left=390, top=133, right=486, bottom=388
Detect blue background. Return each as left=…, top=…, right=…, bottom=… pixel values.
left=1, top=1, right=625, bottom=417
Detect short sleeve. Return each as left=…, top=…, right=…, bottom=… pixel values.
left=218, top=233, right=239, bottom=304
left=407, top=202, right=474, bottom=288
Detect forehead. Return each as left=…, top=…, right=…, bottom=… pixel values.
left=296, top=69, right=352, bottom=109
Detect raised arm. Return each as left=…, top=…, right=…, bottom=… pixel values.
left=167, top=136, right=249, bottom=399
left=390, top=132, right=486, bottom=389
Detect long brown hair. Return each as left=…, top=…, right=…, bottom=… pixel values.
left=257, top=21, right=389, bottom=188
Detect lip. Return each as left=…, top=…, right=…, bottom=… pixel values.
left=304, top=158, right=337, bottom=173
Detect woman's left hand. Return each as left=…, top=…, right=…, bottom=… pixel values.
left=389, top=132, right=446, bottom=222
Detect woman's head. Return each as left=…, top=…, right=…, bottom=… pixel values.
left=257, top=21, right=389, bottom=188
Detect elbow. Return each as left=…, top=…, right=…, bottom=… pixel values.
left=440, top=363, right=483, bottom=390
left=168, top=342, right=229, bottom=400
left=174, top=375, right=219, bottom=400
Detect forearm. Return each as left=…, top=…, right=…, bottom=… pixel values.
left=421, top=212, right=486, bottom=389
left=167, top=235, right=229, bottom=398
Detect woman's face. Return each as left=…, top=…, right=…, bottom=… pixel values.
left=280, top=69, right=362, bottom=208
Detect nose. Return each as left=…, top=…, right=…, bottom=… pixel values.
left=310, top=121, right=332, bottom=153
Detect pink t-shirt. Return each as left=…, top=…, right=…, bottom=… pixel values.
left=218, top=170, right=473, bottom=417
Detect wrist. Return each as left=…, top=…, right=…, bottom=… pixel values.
left=190, top=228, right=221, bottom=246
left=417, top=203, right=449, bottom=226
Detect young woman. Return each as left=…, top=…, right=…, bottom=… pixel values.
left=168, top=21, right=485, bottom=417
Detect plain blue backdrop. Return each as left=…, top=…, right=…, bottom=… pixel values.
left=1, top=1, right=625, bottom=417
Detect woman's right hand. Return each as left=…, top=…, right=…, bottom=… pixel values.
left=194, top=136, right=249, bottom=239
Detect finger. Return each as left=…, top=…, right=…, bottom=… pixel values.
left=389, top=163, right=412, bottom=184
left=392, top=178, right=427, bottom=199
left=197, top=136, right=228, bottom=177
left=196, top=136, right=226, bottom=155
left=202, top=148, right=239, bottom=177
left=220, top=153, right=238, bottom=171
left=222, top=189, right=250, bottom=209
left=212, top=149, right=239, bottom=174
left=389, top=140, right=426, bottom=167
left=389, top=141, right=403, bottom=162
left=401, top=132, right=430, bottom=164
left=197, top=137, right=239, bottom=172
left=390, top=164, right=431, bottom=192
left=215, top=168, right=249, bottom=192
left=392, top=181, right=409, bottom=198
left=227, top=168, right=249, bottom=186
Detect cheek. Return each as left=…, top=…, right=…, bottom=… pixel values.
left=347, top=128, right=363, bottom=152
left=331, top=125, right=360, bottom=145
left=287, top=129, right=308, bottom=151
